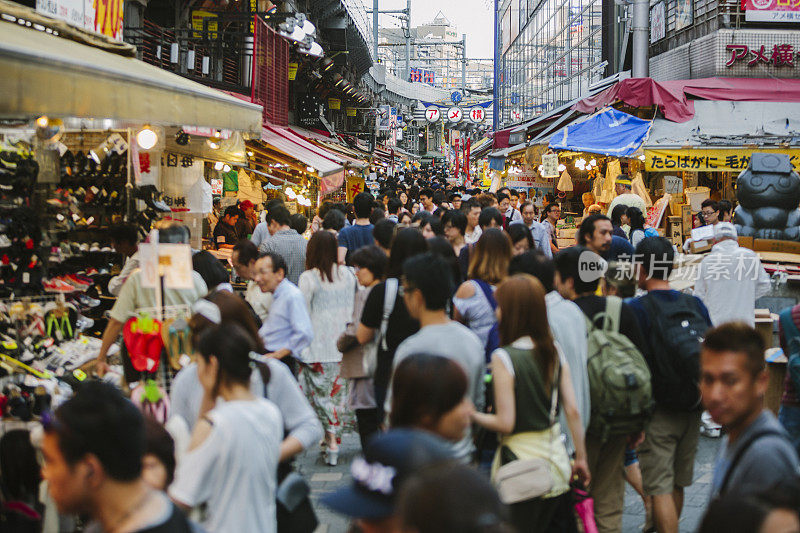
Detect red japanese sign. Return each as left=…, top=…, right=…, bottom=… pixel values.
left=744, top=0, right=800, bottom=22
left=725, top=44, right=796, bottom=67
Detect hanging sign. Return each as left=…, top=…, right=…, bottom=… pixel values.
left=346, top=107, right=357, bottom=117
left=511, top=108, right=524, bottom=122
left=744, top=0, right=800, bottom=22
left=346, top=176, right=366, bottom=202
left=328, top=98, right=341, bottom=110
left=288, top=63, right=299, bottom=80
left=425, top=107, right=441, bottom=122
left=469, top=107, right=486, bottom=123
left=541, top=153, right=559, bottom=177
left=447, top=107, right=463, bottom=123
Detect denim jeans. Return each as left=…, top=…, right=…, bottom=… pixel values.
left=778, top=404, right=800, bottom=455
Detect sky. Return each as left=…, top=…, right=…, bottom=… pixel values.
left=372, top=0, right=495, bottom=59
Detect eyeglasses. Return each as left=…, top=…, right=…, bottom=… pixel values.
left=701, top=209, right=717, bottom=216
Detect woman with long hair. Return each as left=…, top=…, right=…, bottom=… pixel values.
left=298, top=230, right=358, bottom=465
left=453, top=228, right=512, bottom=354
left=472, top=275, right=590, bottom=532
left=390, top=353, right=473, bottom=443
left=170, top=323, right=283, bottom=533
left=627, top=206, right=647, bottom=248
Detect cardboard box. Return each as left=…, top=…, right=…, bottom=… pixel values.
left=668, top=216, right=683, bottom=246
left=690, top=239, right=713, bottom=254
left=753, top=239, right=800, bottom=255
left=738, top=236, right=755, bottom=250
left=681, top=204, right=692, bottom=236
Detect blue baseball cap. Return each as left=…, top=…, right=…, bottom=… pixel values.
left=320, top=429, right=454, bottom=520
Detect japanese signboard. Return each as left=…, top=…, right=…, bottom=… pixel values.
left=328, top=98, right=341, bottom=110
left=645, top=148, right=800, bottom=172
left=725, top=43, right=797, bottom=67
left=409, top=68, right=435, bottom=85
left=651, top=2, right=666, bottom=43
left=447, top=107, right=463, bottom=123
left=37, top=0, right=124, bottom=40
left=541, top=154, right=559, bottom=178
left=745, top=0, right=800, bottom=22
left=346, top=107, right=357, bottom=117
left=288, top=63, right=298, bottom=81
left=191, top=10, right=218, bottom=38
left=425, top=107, right=441, bottom=123
left=469, top=107, right=486, bottom=123
left=346, top=176, right=366, bottom=202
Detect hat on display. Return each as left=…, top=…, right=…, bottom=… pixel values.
left=320, top=429, right=453, bottom=520
left=713, top=222, right=738, bottom=241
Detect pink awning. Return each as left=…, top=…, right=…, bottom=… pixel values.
left=572, top=77, right=800, bottom=123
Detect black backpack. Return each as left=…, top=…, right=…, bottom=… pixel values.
left=641, top=293, right=710, bottom=411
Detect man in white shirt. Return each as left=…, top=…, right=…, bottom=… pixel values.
left=607, top=174, right=647, bottom=217
left=232, top=240, right=273, bottom=322
left=387, top=253, right=485, bottom=462
left=512, top=201, right=552, bottom=258
left=694, top=222, right=770, bottom=327
left=463, top=201, right=482, bottom=245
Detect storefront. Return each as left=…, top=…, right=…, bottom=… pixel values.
left=0, top=3, right=262, bottom=391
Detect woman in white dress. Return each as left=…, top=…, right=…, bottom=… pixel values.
left=298, top=230, right=357, bottom=465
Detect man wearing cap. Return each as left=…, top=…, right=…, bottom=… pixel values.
left=236, top=199, right=258, bottom=239
left=694, top=222, right=770, bottom=327
left=321, top=429, right=453, bottom=533
left=606, top=174, right=647, bottom=220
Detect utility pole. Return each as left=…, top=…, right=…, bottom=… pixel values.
left=461, top=34, right=466, bottom=90
left=632, top=0, right=649, bottom=77
left=405, top=0, right=411, bottom=81
left=373, top=0, right=379, bottom=61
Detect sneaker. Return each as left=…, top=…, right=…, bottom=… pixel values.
left=0, top=234, right=10, bottom=248
left=63, top=274, right=90, bottom=289
left=89, top=242, right=100, bottom=252
left=43, top=278, right=75, bottom=293
left=74, top=294, right=100, bottom=307
left=75, top=315, right=94, bottom=331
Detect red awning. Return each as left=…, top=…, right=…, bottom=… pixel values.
left=573, top=77, right=800, bottom=123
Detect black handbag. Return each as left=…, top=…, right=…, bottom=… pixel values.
left=276, top=466, right=318, bottom=533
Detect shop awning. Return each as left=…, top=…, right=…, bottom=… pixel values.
left=488, top=142, right=527, bottom=170
left=0, top=19, right=263, bottom=134
left=549, top=108, right=652, bottom=157
left=261, top=127, right=344, bottom=177
left=470, top=137, right=494, bottom=160
left=280, top=127, right=367, bottom=169
left=574, top=77, right=800, bottom=124
left=392, top=146, right=419, bottom=160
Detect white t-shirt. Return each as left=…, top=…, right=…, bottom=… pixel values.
left=170, top=399, right=282, bottom=533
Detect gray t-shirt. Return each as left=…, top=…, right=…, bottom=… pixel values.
left=711, top=409, right=800, bottom=498
left=387, top=321, right=486, bottom=461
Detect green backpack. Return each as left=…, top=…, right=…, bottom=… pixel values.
left=585, top=296, right=654, bottom=441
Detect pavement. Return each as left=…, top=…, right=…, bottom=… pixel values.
left=295, top=430, right=722, bottom=533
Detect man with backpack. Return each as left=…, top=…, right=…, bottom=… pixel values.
left=554, top=246, right=652, bottom=533
left=702, top=322, right=799, bottom=498
left=628, top=237, right=713, bottom=533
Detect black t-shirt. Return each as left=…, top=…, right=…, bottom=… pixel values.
left=360, top=280, right=420, bottom=391
left=212, top=220, right=239, bottom=247
left=86, top=502, right=198, bottom=533
left=574, top=295, right=650, bottom=361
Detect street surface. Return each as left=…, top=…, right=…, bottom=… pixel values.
left=296, top=430, right=722, bottom=533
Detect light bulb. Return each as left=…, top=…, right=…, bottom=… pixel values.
left=639, top=154, right=646, bottom=161
left=222, top=164, right=231, bottom=172
left=36, top=116, right=49, bottom=128
left=558, top=164, right=566, bottom=172
left=306, top=166, right=315, bottom=173
left=214, top=162, right=224, bottom=171
left=136, top=128, right=158, bottom=150
left=247, top=151, right=254, bottom=157
left=589, top=159, right=597, bottom=167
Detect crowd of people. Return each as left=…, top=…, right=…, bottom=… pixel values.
left=4, top=168, right=800, bottom=533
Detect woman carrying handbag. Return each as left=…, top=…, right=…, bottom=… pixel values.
left=471, top=274, right=590, bottom=533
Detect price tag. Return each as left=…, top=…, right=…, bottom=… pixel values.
left=90, top=186, right=99, bottom=195
left=22, top=272, right=29, bottom=284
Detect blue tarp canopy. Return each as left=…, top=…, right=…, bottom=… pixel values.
left=548, top=108, right=652, bottom=157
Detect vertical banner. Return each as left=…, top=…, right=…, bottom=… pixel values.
left=466, top=138, right=471, bottom=182
left=454, top=138, right=460, bottom=178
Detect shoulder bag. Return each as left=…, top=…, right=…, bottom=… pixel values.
left=493, top=364, right=560, bottom=504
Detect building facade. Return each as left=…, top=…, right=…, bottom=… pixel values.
left=649, top=0, right=800, bottom=81
left=495, top=0, right=605, bottom=128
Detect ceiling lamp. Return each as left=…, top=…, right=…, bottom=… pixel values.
left=321, top=57, right=334, bottom=71
left=295, top=13, right=315, bottom=36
